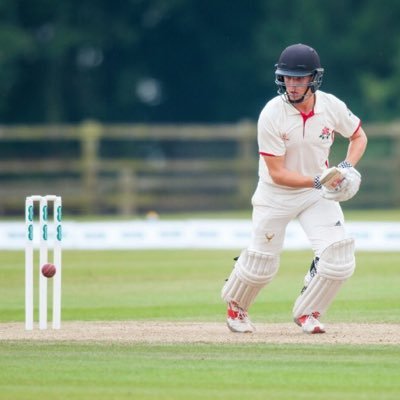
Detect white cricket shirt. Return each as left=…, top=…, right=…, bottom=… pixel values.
left=257, top=90, right=361, bottom=187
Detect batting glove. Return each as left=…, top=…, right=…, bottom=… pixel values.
left=322, top=167, right=361, bottom=202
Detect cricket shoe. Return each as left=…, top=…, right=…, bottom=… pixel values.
left=294, top=312, right=325, bottom=334
left=226, top=301, right=255, bottom=333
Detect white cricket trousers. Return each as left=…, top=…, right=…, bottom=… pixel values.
left=249, top=181, right=347, bottom=256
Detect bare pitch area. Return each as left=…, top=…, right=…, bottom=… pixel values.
left=1, top=321, right=399, bottom=345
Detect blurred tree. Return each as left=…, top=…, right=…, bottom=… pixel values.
left=1, top=0, right=400, bottom=123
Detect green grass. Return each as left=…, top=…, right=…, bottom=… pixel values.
left=1, top=248, right=400, bottom=399
left=141, top=207, right=400, bottom=221
left=1, top=250, right=400, bottom=323
left=1, top=343, right=400, bottom=400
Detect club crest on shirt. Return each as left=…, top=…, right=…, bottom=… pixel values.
left=319, top=127, right=332, bottom=141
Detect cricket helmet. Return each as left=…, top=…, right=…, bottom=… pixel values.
left=275, top=43, right=324, bottom=97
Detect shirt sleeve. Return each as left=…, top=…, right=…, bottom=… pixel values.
left=257, top=107, right=286, bottom=156
left=331, top=97, right=361, bottom=138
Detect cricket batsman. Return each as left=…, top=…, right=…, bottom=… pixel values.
left=221, top=43, right=368, bottom=334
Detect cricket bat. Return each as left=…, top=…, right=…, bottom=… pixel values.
left=320, top=167, right=345, bottom=191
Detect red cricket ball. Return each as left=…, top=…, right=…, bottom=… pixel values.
left=41, top=263, right=56, bottom=278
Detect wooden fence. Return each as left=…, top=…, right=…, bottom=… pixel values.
left=0, top=120, right=399, bottom=216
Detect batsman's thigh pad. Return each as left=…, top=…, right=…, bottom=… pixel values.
left=221, top=249, right=279, bottom=310
left=293, top=238, right=355, bottom=318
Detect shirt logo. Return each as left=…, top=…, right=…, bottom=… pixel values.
left=319, top=127, right=332, bottom=141
left=265, top=233, right=275, bottom=242
left=281, top=133, right=290, bottom=142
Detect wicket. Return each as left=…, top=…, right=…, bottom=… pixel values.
left=25, top=195, right=62, bottom=330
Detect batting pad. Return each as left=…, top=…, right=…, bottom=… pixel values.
left=293, top=238, right=355, bottom=319
left=221, top=249, right=279, bottom=310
